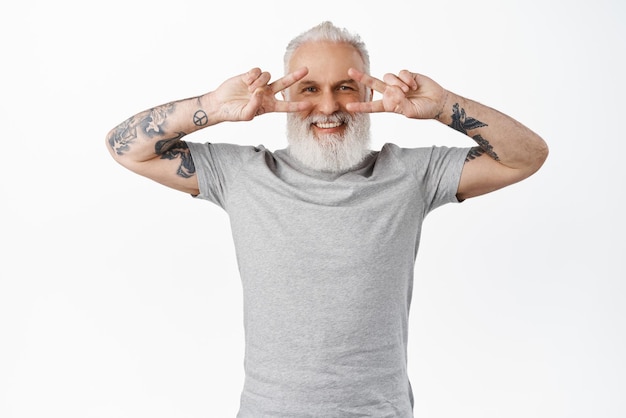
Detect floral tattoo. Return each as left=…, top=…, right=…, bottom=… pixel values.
left=107, top=103, right=195, bottom=178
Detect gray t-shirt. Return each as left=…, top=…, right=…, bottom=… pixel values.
left=188, top=142, right=469, bottom=417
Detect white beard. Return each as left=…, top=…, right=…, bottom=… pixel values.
left=286, top=112, right=371, bottom=173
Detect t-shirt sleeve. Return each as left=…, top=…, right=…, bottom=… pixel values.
left=395, top=144, right=471, bottom=213
left=187, top=142, right=257, bottom=209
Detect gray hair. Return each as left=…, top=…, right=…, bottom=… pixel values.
left=283, top=21, right=370, bottom=74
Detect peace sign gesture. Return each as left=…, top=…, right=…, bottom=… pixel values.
left=207, top=67, right=313, bottom=123
left=345, top=68, right=449, bottom=120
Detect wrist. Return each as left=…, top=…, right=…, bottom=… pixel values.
left=433, top=90, right=460, bottom=125
left=194, top=92, right=220, bottom=127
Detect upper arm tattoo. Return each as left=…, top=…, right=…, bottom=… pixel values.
left=465, top=146, right=485, bottom=162
left=449, top=103, right=500, bottom=162
left=155, top=137, right=196, bottom=178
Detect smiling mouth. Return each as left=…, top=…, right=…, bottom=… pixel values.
left=313, top=121, right=344, bottom=129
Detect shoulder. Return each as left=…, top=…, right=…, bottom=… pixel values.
left=378, top=143, right=469, bottom=166
left=188, top=142, right=269, bottom=159
left=187, top=142, right=275, bottom=170
left=186, top=143, right=276, bottom=205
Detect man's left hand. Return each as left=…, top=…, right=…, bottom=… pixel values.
left=346, top=68, right=449, bottom=120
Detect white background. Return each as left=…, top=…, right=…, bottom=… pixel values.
left=1, top=0, right=624, bottom=417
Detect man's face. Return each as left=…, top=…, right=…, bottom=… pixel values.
left=285, top=41, right=371, bottom=139
left=284, top=41, right=372, bottom=172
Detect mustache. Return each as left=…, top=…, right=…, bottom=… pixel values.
left=306, top=112, right=353, bottom=124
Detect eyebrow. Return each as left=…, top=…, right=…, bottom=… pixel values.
left=296, top=79, right=359, bottom=87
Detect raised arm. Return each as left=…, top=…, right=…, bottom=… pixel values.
left=433, top=92, right=548, bottom=200
left=106, top=67, right=311, bottom=195
left=346, top=68, right=549, bottom=201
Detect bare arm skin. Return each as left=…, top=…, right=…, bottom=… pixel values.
left=106, top=67, right=311, bottom=195
left=435, top=93, right=548, bottom=200
left=106, top=97, right=205, bottom=195
left=346, top=68, right=549, bottom=201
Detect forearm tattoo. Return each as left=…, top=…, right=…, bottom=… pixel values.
left=107, top=103, right=177, bottom=156
left=449, top=103, right=500, bottom=162
left=107, top=116, right=140, bottom=156
left=193, top=110, right=208, bottom=126
left=107, top=103, right=196, bottom=178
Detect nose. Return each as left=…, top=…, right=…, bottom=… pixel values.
left=315, top=91, right=340, bottom=115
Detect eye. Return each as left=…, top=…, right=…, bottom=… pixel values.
left=302, top=86, right=318, bottom=93
left=338, top=85, right=355, bottom=91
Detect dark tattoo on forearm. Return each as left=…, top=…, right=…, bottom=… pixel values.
left=107, top=104, right=176, bottom=155
left=143, top=104, right=175, bottom=137
left=449, top=103, right=487, bottom=132
left=108, top=116, right=138, bottom=155
left=449, top=103, right=500, bottom=161
left=155, top=136, right=196, bottom=178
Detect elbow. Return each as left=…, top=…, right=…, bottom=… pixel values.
left=533, top=137, right=549, bottom=171
left=523, top=136, right=549, bottom=178
left=105, top=126, right=136, bottom=165
left=105, top=128, right=121, bottom=160
left=104, top=126, right=130, bottom=160
left=105, top=128, right=135, bottom=173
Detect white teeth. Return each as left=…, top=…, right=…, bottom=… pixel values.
left=315, top=121, right=342, bottom=129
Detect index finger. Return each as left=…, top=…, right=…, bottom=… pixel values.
left=345, top=100, right=385, bottom=114
left=269, top=67, right=309, bottom=94
left=348, top=68, right=387, bottom=94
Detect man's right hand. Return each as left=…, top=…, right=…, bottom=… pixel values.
left=204, top=67, right=312, bottom=123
